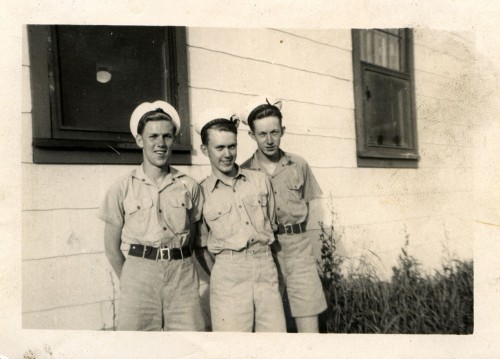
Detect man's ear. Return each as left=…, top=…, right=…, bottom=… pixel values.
left=200, top=143, right=208, bottom=157
left=136, top=134, right=144, bottom=149
left=281, top=126, right=286, bottom=136
left=248, top=131, right=256, bottom=141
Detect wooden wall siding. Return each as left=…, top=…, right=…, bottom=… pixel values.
left=187, top=28, right=353, bottom=81
left=22, top=27, right=476, bottom=328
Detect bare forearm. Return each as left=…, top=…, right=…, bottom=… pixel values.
left=195, top=247, right=215, bottom=275
left=105, top=248, right=126, bottom=278
left=104, top=223, right=125, bottom=278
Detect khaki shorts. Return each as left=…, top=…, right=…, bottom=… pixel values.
left=210, top=244, right=286, bottom=332
left=118, top=255, right=206, bottom=331
left=273, top=232, right=327, bottom=317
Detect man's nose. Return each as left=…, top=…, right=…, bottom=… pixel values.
left=222, top=148, right=231, bottom=157
left=266, top=134, right=273, bottom=143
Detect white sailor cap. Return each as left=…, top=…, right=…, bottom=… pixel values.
left=240, top=96, right=283, bottom=126
left=129, top=100, right=181, bottom=138
left=194, top=107, right=240, bottom=135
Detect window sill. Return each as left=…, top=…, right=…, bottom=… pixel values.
left=32, top=139, right=192, bottom=165
left=357, top=157, right=418, bottom=168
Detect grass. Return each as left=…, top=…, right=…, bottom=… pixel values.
left=317, top=221, right=473, bottom=334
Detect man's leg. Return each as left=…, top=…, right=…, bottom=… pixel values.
left=210, top=254, right=254, bottom=332
left=295, top=316, right=319, bottom=333
left=117, top=256, right=163, bottom=331
left=279, top=234, right=327, bottom=333
left=162, top=257, right=206, bottom=331
left=272, top=241, right=297, bottom=332
left=254, top=252, right=286, bottom=332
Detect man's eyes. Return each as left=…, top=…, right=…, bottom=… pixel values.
left=258, top=131, right=279, bottom=136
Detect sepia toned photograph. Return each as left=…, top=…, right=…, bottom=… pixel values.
left=2, top=1, right=499, bottom=358
left=22, top=25, right=474, bottom=334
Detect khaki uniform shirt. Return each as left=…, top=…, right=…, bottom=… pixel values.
left=199, top=166, right=276, bottom=254
left=98, top=165, right=203, bottom=248
left=241, top=150, right=322, bottom=225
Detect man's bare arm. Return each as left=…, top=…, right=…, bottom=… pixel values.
left=104, top=223, right=125, bottom=278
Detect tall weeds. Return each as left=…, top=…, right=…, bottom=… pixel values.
left=317, top=222, right=473, bottom=334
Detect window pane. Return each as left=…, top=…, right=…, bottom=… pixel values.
left=359, top=29, right=404, bottom=72
left=56, top=26, right=167, bottom=133
left=360, top=30, right=374, bottom=63
left=373, top=30, right=388, bottom=68
left=387, top=34, right=400, bottom=71
left=364, top=70, right=412, bottom=148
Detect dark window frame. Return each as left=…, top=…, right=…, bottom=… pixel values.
left=27, top=25, right=192, bottom=165
left=352, top=29, right=419, bottom=168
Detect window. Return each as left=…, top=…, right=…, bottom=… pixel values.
left=28, top=25, right=191, bottom=164
left=352, top=29, right=418, bottom=168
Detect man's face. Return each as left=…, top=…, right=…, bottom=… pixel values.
left=249, top=116, right=284, bottom=158
left=136, top=120, right=175, bottom=168
left=201, top=129, right=237, bottom=177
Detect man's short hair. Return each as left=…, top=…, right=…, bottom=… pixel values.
left=201, top=120, right=238, bottom=145
left=137, top=110, right=176, bottom=136
left=247, top=104, right=283, bottom=132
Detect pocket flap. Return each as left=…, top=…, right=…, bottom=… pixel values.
left=168, top=191, right=193, bottom=209
left=204, top=203, right=231, bottom=220
left=244, top=194, right=267, bottom=207
left=123, top=198, right=153, bottom=214
left=286, top=179, right=303, bottom=191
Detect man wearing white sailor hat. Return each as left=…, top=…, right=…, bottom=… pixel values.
left=98, top=100, right=206, bottom=331
left=241, top=96, right=327, bottom=333
left=195, top=108, right=286, bottom=332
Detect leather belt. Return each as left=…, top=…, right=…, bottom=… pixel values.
left=129, top=244, right=192, bottom=261
left=277, top=222, right=306, bottom=235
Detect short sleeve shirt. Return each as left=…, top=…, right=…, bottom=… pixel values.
left=199, top=166, right=276, bottom=254
left=241, top=150, right=322, bottom=225
left=97, top=165, right=203, bottom=248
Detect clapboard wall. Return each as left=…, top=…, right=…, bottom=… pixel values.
left=22, top=26, right=476, bottom=329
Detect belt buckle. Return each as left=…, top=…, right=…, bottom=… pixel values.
left=285, top=224, right=294, bottom=235
left=159, top=247, right=171, bottom=261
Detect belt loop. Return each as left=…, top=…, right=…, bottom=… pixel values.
left=180, top=247, right=184, bottom=261
left=155, top=247, right=160, bottom=261
left=142, top=245, right=147, bottom=259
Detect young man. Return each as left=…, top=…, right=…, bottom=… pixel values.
left=241, top=97, right=327, bottom=333
left=195, top=108, right=286, bottom=332
left=98, top=100, right=206, bottom=331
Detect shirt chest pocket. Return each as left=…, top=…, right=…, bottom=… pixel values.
left=243, top=194, right=268, bottom=229
left=285, top=175, right=304, bottom=203
left=204, top=203, right=233, bottom=238
left=204, top=203, right=232, bottom=222
left=163, top=191, right=193, bottom=233
left=243, top=194, right=268, bottom=208
left=124, top=197, right=154, bottom=215
left=123, top=198, right=154, bottom=234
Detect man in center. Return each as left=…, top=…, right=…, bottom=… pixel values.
left=195, top=108, right=286, bottom=332
left=241, top=97, right=327, bottom=333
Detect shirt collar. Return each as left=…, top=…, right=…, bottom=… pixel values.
left=250, top=149, right=293, bottom=171
left=132, top=164, right=184, bottom=186
left=206, top=165, right=246, bottom=192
